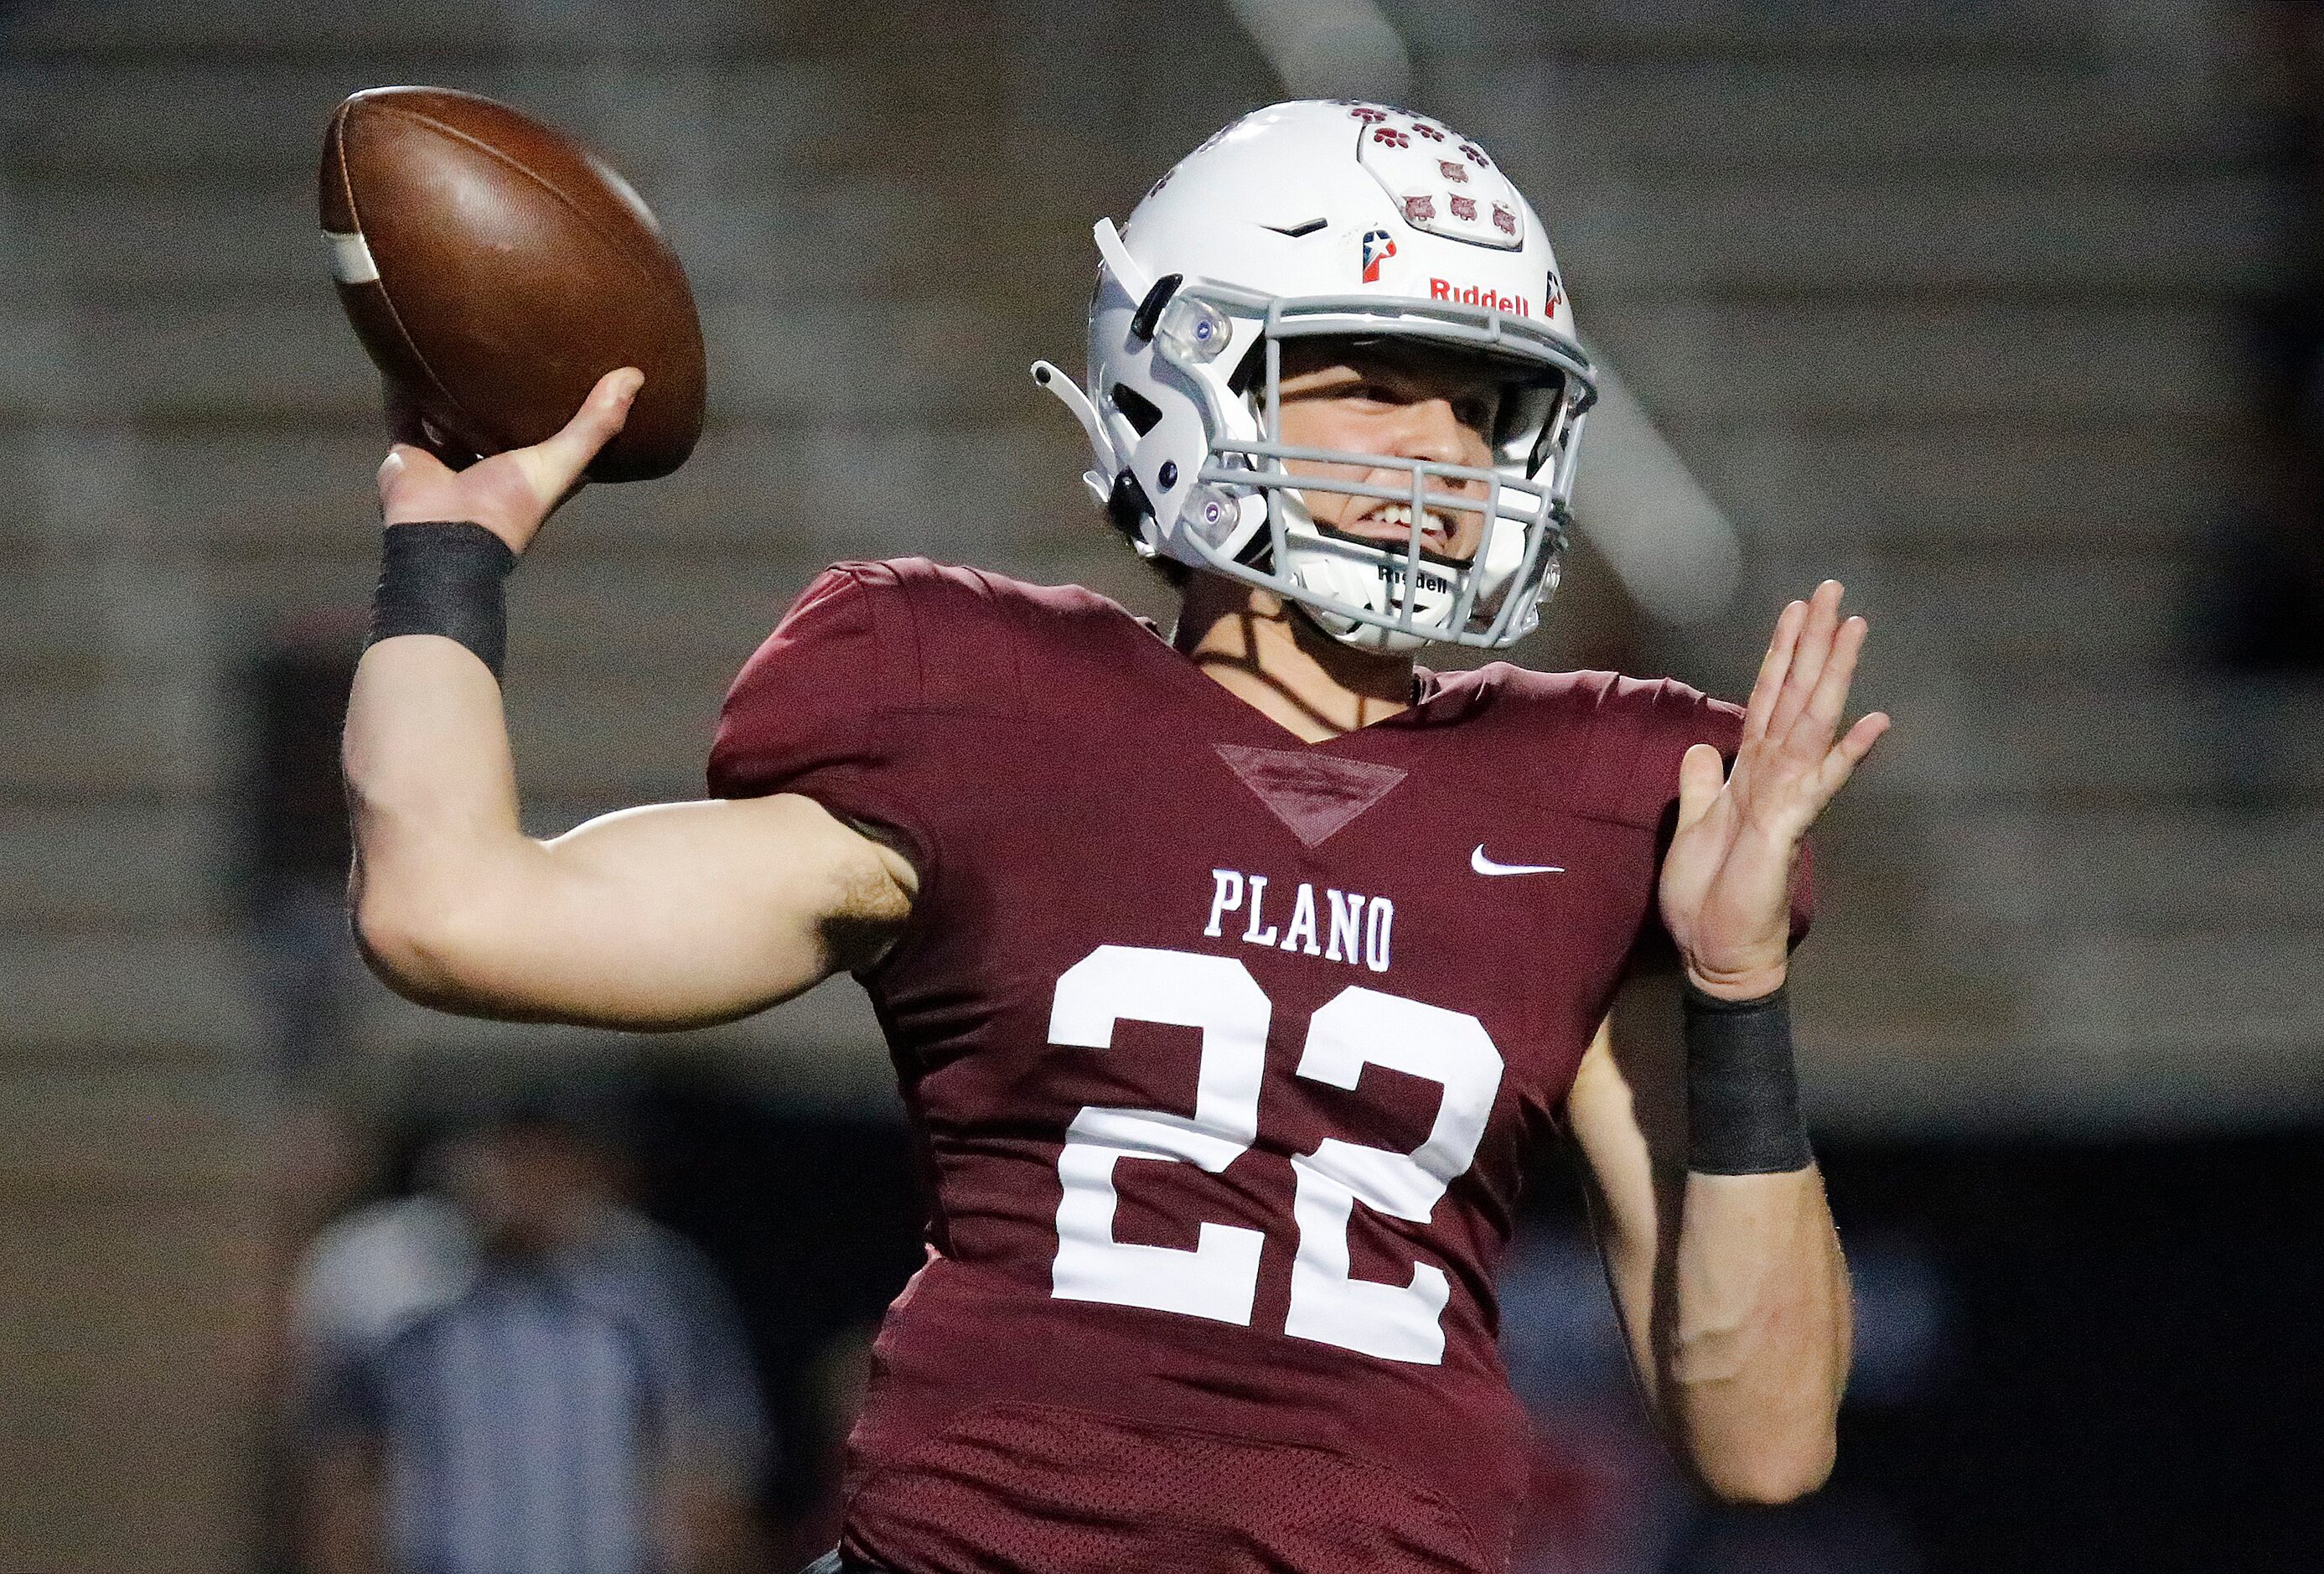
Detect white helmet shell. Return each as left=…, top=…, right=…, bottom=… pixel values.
left=1034, top=101, right=1596, bottom=651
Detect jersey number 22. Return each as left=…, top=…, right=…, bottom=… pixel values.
left=1048, top=943, right=1503, bottom=1365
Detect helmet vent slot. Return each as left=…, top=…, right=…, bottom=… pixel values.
left=1110, top=383, right=1164, bottom=437
left=1130, top=272, right=1184, bottom=341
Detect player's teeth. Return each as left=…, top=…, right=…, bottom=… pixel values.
left=1369, top=503, right=1457, bottom=538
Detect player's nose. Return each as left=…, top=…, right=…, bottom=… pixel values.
left=1376, top=399, right=1491, bottom=525
left=1384, top=396, right=1486, bottom=477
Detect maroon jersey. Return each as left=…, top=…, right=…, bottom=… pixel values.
left=709, top=559, right=1807, bottom=1573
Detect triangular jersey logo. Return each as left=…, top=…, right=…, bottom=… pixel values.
left=1213, top=743, right=1408, bottom=848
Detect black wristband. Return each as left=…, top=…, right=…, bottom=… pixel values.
left=1683, top=980, right=1814, bottom=1175
left=369, top=522, right=516, bottom=682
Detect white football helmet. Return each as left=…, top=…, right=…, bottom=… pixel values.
left=1034, top=100, right=1597, bottom=651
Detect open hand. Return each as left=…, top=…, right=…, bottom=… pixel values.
left=1658, top=580, right=1891, bottom=1000
left=377, top=367, right=643, bottom=555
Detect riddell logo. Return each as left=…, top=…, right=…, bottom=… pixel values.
left=1361, top=228, right=1397, bottom=282
left=1430, top=277, right=1533, bottom=317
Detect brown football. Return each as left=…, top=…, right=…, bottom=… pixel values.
left=319, top=86, right=706, bottom=482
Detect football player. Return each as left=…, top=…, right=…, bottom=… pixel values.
left=344, top=102, right=1887, bottom=1572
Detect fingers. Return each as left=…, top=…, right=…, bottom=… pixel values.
left=1741, top=598, right=1808, bottom=745
left=513, top=367, right=644, bottom=505
left=376, top=441, right=448, bottom=502
left=1762, top=579, right=1844, bottom=745
left=1811, top=711, right=1892, bottom=803
left=1839, top=710, right=1892, bottom=764
left=1674, top=742, right=1728, bottom=835
left=1782, top=608, right=1871, bottom=758
left=1741, top=580, right=1889, bottom=825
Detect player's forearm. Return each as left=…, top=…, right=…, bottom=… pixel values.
left=1664, top=1167, right=1850, bottom=1504
left=342, top=633, right=544, bottom=1005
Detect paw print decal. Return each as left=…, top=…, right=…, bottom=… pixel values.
left=1353, top=112, right=1524, bottom=250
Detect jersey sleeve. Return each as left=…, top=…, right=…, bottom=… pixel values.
left=1619, top=680, right=1814, bottom=964
left=707, top=562, right=935, bottom=872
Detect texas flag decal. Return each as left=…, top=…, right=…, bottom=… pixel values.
left=1361, top=227, right=1396, bottom=282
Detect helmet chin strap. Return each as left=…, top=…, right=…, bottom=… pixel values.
left=1291, top=595, right=1431, bottom=656
left=1282, top=531, right=1443, bottom=655
left=1266, top=473, right=1480, bottom=653
left=1286, top=596, right=1390, bottom=655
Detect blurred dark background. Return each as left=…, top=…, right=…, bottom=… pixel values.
left=3, top=1, right=2321, bottom=1571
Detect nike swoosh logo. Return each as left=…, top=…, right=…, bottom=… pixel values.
left=1472, top=845, right=1564, bottom=877
left=1262, top=218, right=1328, bottom=238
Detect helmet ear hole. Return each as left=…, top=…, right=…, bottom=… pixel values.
left=1110, top=383, right=1163, bottom=437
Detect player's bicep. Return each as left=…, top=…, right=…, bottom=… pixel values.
left=371, top=792, right=912, bottom=1029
